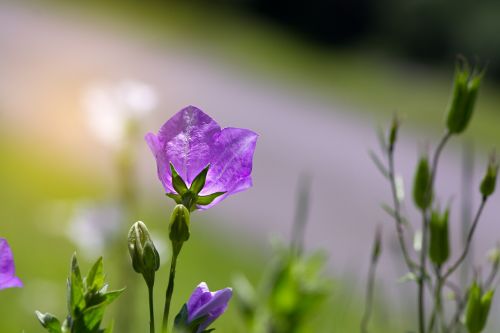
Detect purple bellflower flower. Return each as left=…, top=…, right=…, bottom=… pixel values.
left=174, top=281, right=232, bottom=333
left=145, top=106, right=258, bottom=210
left=0, top=238, right=23, bottom=290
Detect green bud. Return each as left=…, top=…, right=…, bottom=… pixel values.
left=466, top=282, right=495, bottom=333
left=446, top=59, right=484, bottom=135
left=413, top=156, right=432, bottom=210
left=128, top=221, right=160, bottom=286
left=169, top=204, right=190, bottom=252
left=429, top=208, right=450, bottom=265
left=480, top=153, right=498, bottom=199
left=388, top=116, right=399, bottom=152
left=371, top=226, right=382, bottom=262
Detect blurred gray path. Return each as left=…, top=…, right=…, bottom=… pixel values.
left=1, top=2, right=499, bottom=306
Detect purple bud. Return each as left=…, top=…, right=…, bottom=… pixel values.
left=0, top=238, right=23, bottom=290
left=145, top=106, right=258, bottom=209
left=187, top=282, right=232, bottom=332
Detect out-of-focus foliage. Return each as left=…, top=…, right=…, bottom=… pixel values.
left=233, top=243, right=330, bottom=333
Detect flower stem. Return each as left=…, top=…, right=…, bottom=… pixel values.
left=163, top=249, right=180, bottom=332
left=148, top=284, right=155, bottom=333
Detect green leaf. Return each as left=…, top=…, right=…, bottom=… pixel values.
left=86, top=257, right=104, bottom=293
left=197, top=192, right=226, bottom=206
left=82, top=289, right=124, bottom=330
left=170, top=162, right=188, bottom=195
left=190, top=164, right=210, bottom=194
left=69, top=253, right=85, bottom=315
left=35, top=311, right=62, bottom=333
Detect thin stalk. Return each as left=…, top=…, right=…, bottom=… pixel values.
left=443, top=197, right=487, bottom=281
left=418, top=213, right=429, bottom=333
left=360, top=254, right=378, bottom=333
left=387, top=146, right=419, bottom=272
left=148, top=284, right=155, bottom=333
left=419, top=131, right=451, bottom=333
left=163, top=251, right=179, bottom=332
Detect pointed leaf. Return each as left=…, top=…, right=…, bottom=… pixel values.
left=82, top=289, right=124, bottom=329
left=170, top=162, right=188, bottom=195
left=35, top=311, right=62, bottom=333
left=86, top=257, right=104, bottom=292
left=197, top=192, right=226, bottom=206
left=69, top=254, right=85, bottom=314
left=190, top=164, right=210, bottom=194
left=368, top=150, right=389, bottom=179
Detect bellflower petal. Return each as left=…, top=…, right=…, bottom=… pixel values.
left=0, top=238, right=23, bottom=290
left=186, top=282, right=232, bottom=332
left=146, top=106, right=258, bottom=209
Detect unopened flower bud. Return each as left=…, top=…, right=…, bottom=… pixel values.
left=169, top=204, right=190, bottom=254
left=487, top=247, right=500, bottom=266
left=388, top=116, right=399, bottom=152
left=465, top=282, right=494, bottom=333
left=429, top=208, right=450, bottom=265
left=480, top=154, right=498, bottom=199
left=413, top=156, right=432, bottom=210
left=446, top=60, right=483, bottom=135
left=128, top=221, right=160, bottom=286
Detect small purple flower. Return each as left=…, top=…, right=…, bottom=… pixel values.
left=186, top=282, right=232, bottom=332
left=0, top=238, right=23, bottom=290
left=145, top=106, right=258, bottom=209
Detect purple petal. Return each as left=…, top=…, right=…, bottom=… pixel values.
left=197, top=128, right=258, bottom=208
left=156, top=106, right=220, bottom=186
left=145, top=132, right=174, bottom=193
left=187, top=282, right=210, bottom=316
left=193, top=288, right=232, bottom=332
left=0, top=238, right=22, bottom=290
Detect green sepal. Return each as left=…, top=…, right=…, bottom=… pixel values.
left=35, top=311, right=62, bottom=333
left=166, top=192, right=182, bottom=204
left=174, top=304, right=210, bottom=333
left=197, top=192, right=226, bottom=206
left=412, top=156, right=432, bottom=210
left=190, top=164, right=210, bottom=194
left=170, top=162, right=188, bottom=195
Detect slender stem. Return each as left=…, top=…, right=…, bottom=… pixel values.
left=148, top=284, right=155, bottom=333
left=163, top=251, right=179, bottom=332
left=360, top=254, right=378, bottom=333
left=418, top=213, right=429, bottom=333
left=387, top=146, right=419, bottom=272
left=443, top=197, right=487, bottom=281
left=418, top=132, right=451, bottom=333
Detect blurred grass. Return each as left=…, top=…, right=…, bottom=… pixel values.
left=23, top=0, right=500, bottom=149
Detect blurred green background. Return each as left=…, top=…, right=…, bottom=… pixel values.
left=1, top=0, right=500, bottom=332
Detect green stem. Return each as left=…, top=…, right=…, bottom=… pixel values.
left=418, top=213, right=429, bottom=333
left=148, top=284, right=155, bottom=333
left=163, top=249, right=180, bottom=332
